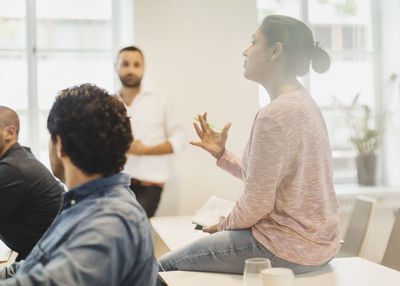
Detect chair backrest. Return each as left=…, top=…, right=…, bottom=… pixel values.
left=381, top=209, right=400, bottom=271
left=337, top=196, right=376, bottom=258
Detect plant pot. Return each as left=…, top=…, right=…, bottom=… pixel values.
left=355, top=154, right=376, bottom=186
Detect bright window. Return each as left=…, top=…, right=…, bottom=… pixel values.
left=0, top=0, right=129, bottom=166
left=256, top=0, right=376, bottom=183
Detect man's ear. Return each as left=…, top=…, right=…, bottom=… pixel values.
left=5, top=125, right=17, bottom=141
left=270, top=42, right=283, bottom=61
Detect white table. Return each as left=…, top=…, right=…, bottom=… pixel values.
left=152, top=216, right=400, bottom=286
left=151, top=216, right=208, bottom=258
left=159, top=271, right=242, bottom=285
left=159, top=257, right=400, bottom=286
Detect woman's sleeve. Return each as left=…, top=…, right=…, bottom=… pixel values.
left=216, top=149, right=244, bottom=180
left=218, top=117, right=289, bottom=230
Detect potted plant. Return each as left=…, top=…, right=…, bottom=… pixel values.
left=335, top=93, right=383, bottom=185
left=334, top=73, right=398, bottom=185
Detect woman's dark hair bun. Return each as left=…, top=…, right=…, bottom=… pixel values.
left=311, top=42, right=331, bottom=73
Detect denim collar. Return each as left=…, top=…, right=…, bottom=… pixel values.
left=62, top=173, right=130, bottom=210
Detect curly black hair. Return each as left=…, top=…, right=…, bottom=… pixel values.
left=47, top=83, right=133, bottom=176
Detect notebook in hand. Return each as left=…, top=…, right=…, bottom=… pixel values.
left=0, top=240, right=12, bottom=263
left=192, top=195, right=235, bottom=228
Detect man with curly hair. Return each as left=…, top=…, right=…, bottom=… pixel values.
left=0, top=84, right=158, bottom=286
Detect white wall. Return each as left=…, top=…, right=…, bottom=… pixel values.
left=133, top=0, right=259, bottom=215
left=133, top=0, right=400, bottom=215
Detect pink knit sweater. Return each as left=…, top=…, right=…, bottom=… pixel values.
left=217, top=89, right=340, bottom=266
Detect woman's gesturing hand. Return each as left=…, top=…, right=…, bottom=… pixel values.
left=202, top=224, right=219, bottom=234
left=190, top=112, right=231, bottom=159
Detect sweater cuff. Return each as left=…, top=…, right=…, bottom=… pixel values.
left=217, top=216, right=227, bottom=231
left=216, top=149, right=230, bottom=169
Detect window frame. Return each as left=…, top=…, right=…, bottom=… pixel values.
left=257, top=0, right=384, bottom=184
left=7, top=0, right=134, bottom=161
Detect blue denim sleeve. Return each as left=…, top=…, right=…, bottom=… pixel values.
left=0, top=213, right=156, bottom=286
left=0, top=261, right=22, bottom=280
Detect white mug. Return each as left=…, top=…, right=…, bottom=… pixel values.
left=260, top=267, right=294, bottom=286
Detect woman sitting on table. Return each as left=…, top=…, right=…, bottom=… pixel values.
left=158, top=15, right=340, bottom=277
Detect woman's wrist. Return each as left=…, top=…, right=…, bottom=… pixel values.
left=214, top=147, right=225, bottom=160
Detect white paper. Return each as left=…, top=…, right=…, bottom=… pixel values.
left=192, top=195, right=235, bottom=227
left=0, top=240, right=12, bottom=263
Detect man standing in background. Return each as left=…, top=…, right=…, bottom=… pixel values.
left=0, top=106, right=63, bottom=261
left=115, top=46, right=185, bottom=217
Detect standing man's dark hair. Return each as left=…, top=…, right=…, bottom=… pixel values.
left=117, top=46, right=144, bottom=60
left=0, top=84, right=157, bottom=286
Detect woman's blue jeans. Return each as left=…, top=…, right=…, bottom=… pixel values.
left=157, top=229, right=330, bottom=285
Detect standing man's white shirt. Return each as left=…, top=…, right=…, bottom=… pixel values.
left=121, top=88, right=185, bottom=184
left=115, top=45, right=185, bottom=217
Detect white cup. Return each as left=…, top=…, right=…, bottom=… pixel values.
left=260, top=267, right=294, bottom=286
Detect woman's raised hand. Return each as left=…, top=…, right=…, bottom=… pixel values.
left=190, top=112, right=231, bottom=159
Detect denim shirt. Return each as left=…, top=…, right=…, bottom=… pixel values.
left=0, top=173, right=158, bottom=286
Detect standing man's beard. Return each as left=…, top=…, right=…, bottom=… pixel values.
left=119, top=74, right=142, bottom=88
